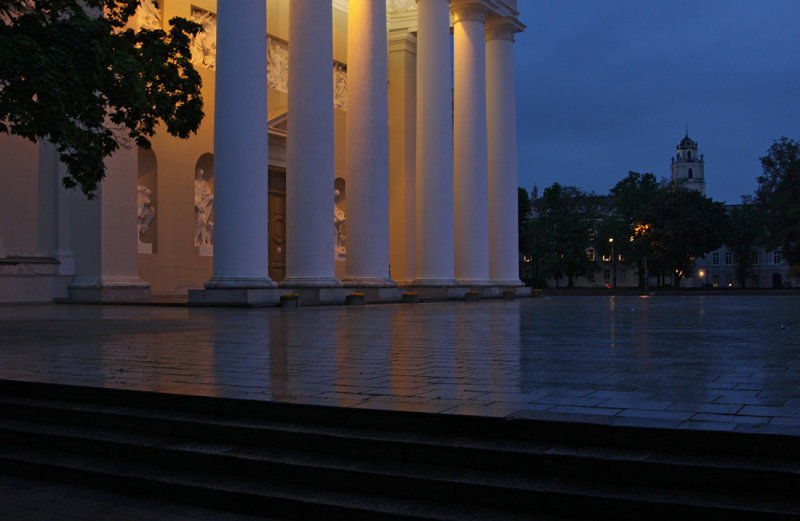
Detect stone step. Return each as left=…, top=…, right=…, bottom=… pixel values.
left=0, top=393, right=797, bottom=502
left=1, top=379, right=799, bottom=519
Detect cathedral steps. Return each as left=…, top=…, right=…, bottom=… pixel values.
left=0, top=379, right=798, bottom=520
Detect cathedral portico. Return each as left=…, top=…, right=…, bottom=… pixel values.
left=2, top=0, right=527, bottom=305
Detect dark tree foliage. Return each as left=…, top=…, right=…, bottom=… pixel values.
left=608, top=172, right=666, bottom=287
left=518, top=186, right=532, bottom=256
left=0, top=0, right=203, bottom=197
left=527, top=183, right=598, bottom=288
left=726, top=199, right=765, bottom=287
left=646, top=186, right=730, bottom=286
left=755, top=137, right=800, bottom=266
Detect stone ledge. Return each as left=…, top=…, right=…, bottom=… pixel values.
left=188, top=288, right=284, bottom=307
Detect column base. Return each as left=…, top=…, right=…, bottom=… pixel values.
left=68, top=277, right=151, bottom=303
left=456, top=278, right=494, bottom=287
left=341, top=277, right=397, bottom=288
left=204, top=276, right=277, bottom=289
left=278, top=277, right=342, bottom=288
left=410, top=278, right=459, bottom=287
left=188, top=288, right=284, bottom=307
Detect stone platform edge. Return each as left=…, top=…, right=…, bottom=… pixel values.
left=187, top=285, right=532, bottom=307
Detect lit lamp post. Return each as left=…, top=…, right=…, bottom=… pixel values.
left=609, top=237, right=616, bottom=289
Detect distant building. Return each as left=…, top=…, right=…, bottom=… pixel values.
left=536, top=133, right=797, bottom=289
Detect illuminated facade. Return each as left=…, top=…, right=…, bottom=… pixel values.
left=0, top=0, right=525, bottom=304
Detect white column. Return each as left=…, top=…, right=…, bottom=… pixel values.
left=452, top=3, right=490, bottom=285
left=205, top=0, right=274, bottom=289
left=343, top=0, right=394, bottom=287
left=486, top=17, right=523, bottom=286
left=281, top=0, right=340, bottom=287
left=413, top=0, right=457, bottom=286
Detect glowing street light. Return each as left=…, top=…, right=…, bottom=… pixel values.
left=609, top=238, right=616, bottom=289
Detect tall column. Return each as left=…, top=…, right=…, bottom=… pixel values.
left=343, top=0, right=394, bottom=287
left=413, top=0, right=457, bottom=286
left=205, top=0, right=274, bottom=289
left=387, top=30, right=417, bottom=284
left=281, top=0, right=340, bottom=287
left=68, top=144, right=150, bottom=302
left=486, top=17, right=523, bottom=286
left=452, top=2, right=490, bottom=285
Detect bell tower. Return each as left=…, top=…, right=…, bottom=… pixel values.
left=670, top=130, right=705, bottom=195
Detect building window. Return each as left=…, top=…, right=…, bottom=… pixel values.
left=688, top=151, right=692, bottom=160
left=774, top=250, right=782, bottom=264
left=604, top=270, right=610, bottom=281
left=751, top=274, right=759, bottom=287
left=751, top=250, right=759, bottom=264
left=602, top=254, right=611, bottom=262
left=725, top=251, right=732, bottom=265
left=688, top=167, right=693, bottom=178
left=712, top=252, right=719, bottom=265
left=586, top=248, right=595, bottom=261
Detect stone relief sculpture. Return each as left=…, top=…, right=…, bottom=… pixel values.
left=194, top=168, right=214, bottom=247
left=190, top=7, right=217, bottom=69
left=333, top=63, right=348, bottom=111
left=134, top=0, right=161, bottom=30
left=334, top=188, right=346, bottom=258
left=267, top=37, right=289, bottom=92
left=137, top=185, right=155, bottom=240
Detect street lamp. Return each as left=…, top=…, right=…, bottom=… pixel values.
left=609, top=238, right=616, bottom=289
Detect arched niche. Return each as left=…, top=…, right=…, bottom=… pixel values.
left=194, top=153, right=215, bottom=255
left=137, top=147, right=158, bottom=253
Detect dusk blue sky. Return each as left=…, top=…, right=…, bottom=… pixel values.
left=513, top=0, right=800, bottom=204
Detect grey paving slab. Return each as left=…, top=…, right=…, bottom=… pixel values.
left=0, top=295, right=798, bottom=436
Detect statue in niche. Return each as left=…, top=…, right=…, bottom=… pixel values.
left=333, top=63, right=348, bottom=111
left=267, top=37, right=289, bottom=92
left=190, top=8, right=217, bottom=69
left=137, top=185, right=156, bottom=241
left=334, top=188, right=346, bottom=257
left=194, top=168, right=214, bottom=247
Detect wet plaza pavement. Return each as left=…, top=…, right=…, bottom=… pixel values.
left=1, top=295, right=800, bottom=434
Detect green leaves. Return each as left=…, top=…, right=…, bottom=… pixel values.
left=755, top=137, right=800, bottom=266
left=0, top=0, right=203, bottom=197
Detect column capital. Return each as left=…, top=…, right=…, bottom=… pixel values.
left=451, top=2, right=488, bottom=24
left=485, top=16, right=524, bottom=42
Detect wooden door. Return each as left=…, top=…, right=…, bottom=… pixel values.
left=268, top=170, right=286, bottom=283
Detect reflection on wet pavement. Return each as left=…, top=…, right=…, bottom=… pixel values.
left=1, top=295, right=799, bottom=433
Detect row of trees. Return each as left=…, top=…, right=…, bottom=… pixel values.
left=520, top=138, right=800, bottom=288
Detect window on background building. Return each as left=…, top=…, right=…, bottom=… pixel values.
left=725, top=251, right=732, bottom=265
left=604, top=270, right=610, bottom=280
left=752, top=250, right=759, bottom=264
left=712, top=252, right=719, bottom=265
left=712, top=275, right=720, bottom=287
left=774, top=250, right=782, bottom=264
left=602, top=254, right=611, bottom=262
left=752, top=274, right=759, bottom=287
left=688, top=167, right=693, bottom=178
left=586, top=248, right=595, bottom=261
